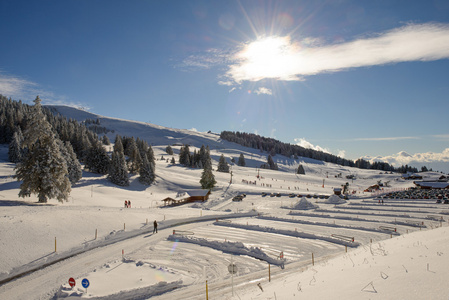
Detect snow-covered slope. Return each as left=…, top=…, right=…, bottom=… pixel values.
left=1, top=106, right=448, bottom=299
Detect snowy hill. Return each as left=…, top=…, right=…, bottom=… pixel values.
left=0, top=106, right=448, bottom=299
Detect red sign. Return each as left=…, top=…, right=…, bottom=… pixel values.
left=68, top=277, right=76, bottom=288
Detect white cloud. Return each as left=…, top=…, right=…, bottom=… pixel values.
left=337, top=150, right=346, bottom=158
left=180, top=48, right=233, bottom=70
left=254, top=87, right=272, bottom=95
left=0, top=72, right=88, bottom=109
left=294, top=138, right=331, bottom=154
left=362, top=148, right=449, bottom=173
left=0, top=73, right=37, bottom=99
left=224, top=23, right=449, bottom=84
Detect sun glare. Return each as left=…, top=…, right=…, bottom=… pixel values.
left=233, top=36, right=302, bottom=82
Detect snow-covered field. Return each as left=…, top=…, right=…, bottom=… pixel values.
left=1, top=108, right=449, bottom=299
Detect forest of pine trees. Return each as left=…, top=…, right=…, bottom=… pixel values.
left=0, top=95, right=158, bottom=197
left=220, top=131, right=421, bottom=173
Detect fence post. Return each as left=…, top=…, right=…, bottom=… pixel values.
left=268, top=263, right=271, bottom=282
left=206, top=280, right=209, bottom=300
left=312, top=253, right=314, bottom=266
left=55, top=237, right=57, bottom=252
left=95, top=229, right=97, bottom=240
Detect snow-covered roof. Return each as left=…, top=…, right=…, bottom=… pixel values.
left=185, top=189, right=210, bottom=197
left=414, top=181, right=449, bottom=189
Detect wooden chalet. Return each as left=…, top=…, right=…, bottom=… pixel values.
left=162, top=189, right=211, bottom=206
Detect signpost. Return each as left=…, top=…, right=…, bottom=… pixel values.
left=82, top=278, right=90, bottom=293
left=228, top=257, right=237, bottom=296
left=68, top=277, right=75, bottom=288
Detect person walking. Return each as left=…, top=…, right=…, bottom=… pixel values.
left=153, top=220, right=158, bottom=233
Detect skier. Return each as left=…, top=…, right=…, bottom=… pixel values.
left=124, top=200, right=128, bottom=208
left=153, top=220, right=158, bottom=233
left=128, top=200, right=131, bottom=208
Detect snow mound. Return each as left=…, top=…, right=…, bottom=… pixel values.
left=292, top=198, right=318, bottom=210
left=325, top=194, right=347, bottom=204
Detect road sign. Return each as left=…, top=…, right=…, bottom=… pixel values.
left=228, top=263, right=237, bottom=274
left=82, top=278, right=90, bottom=288
left=68, top=277, right=76, bottom=288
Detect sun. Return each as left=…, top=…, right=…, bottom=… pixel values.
left=232, top=35, right=303, bottom=82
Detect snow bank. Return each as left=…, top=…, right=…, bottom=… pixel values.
left=288, top=210, right=425, bottom=228
left=258, top=215, right=400, bottom=236
left=291, top=197, right=318, bottom=210
left=54, top=279, right=183, bottom=299
left=214, top=221, right=360, bottom=247
left=325, top=194, right=347, bottom=204
left=167, top=234, right=285, bottom=266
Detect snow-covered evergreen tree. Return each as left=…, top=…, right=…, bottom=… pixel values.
left=267, top=154, right=278, bottom=170
left=217, top=154, right=230, bottom=173
left=179, top=145, right=190, bottom=166
left=297, top=164, right=305, bottom=175
left=101, top=135, right=110, bottom=145
left=139, top=153, right=155, bottom=185
left=8, top=128, right=23, bottom=163
left=200, top=159, right=216, bottom=190
left=85, top=141, right=110, bottom=174
left=165, top=145, right=173, bottom=155
left=114, top=135, right=124, bottom=153
left=108, top=150, right=129, bottom=186
left=58, top=140, right=82, bottom=184
left=238, top=153, right=246, bottom=167
left=15, top=96, right=71, bottom=203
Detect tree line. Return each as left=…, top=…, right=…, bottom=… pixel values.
left=220, top=130, right=421, bottom=173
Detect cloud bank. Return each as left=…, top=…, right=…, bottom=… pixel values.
left=363, top=148, right=449, bottom=173
left=224, top=23, right=449, bottom=84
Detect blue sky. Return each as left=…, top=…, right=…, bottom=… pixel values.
left=1, top=0, right=449, bottom=172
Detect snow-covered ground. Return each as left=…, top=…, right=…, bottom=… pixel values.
left=1, top=108, right=448, bottom=299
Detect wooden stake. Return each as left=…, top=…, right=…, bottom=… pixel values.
left=312, top=253, right=314, bottom=266
left=55, top=237, right=57, bottom=252
left=95, top=229, right=97, bottom=240
left=269, top=263, right=271, bottom=282
left=206, top=280, right=209, bottom=300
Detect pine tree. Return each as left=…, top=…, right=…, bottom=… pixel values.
left=58, top=140, right=82, bottom=184
left=85, top=141, right=110, bottom=174
left=267, top=154, right=278, bottom=170
left=170, top=157, right=176, bottom=165
left=139, top=153, right=155, bottom=185
left=108, top=150, right=129, bottom=186
left=15, top=96, right=71, bottom=203
left=200, top=159, right=216, bottom=190
left=297, top=164, right=305, bottom=175
left=217, top=154, right=230, bottom=173
left=101, top=135, right=110, bottom=145
left=114, top=135, right=124, bottom=153
left=179, top=145, right=190, bottom=166
left=238, top=153, right=246, bottom=167
left=165, top=145, right=174, bottom=155
left=8, top=128, right=23, bottom=163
